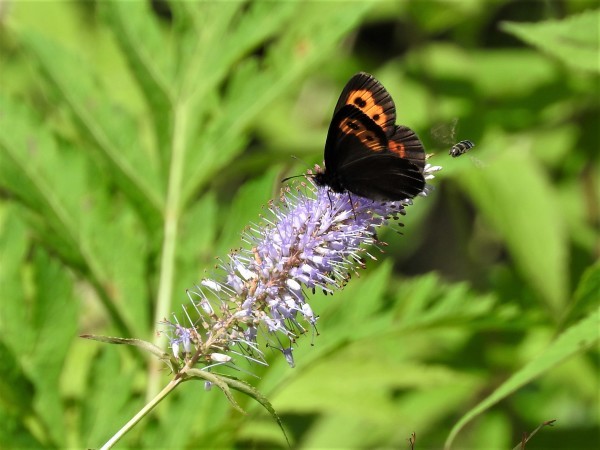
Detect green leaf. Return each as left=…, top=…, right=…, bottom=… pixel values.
left=563, top=262, right=600, bottom=325
left=223, top=375, right=290, bottom=447
left=181, top=0, right=376, bottom=204
left=0, top=95, right=86, bottom=267
left=467, top=49, right=558, bottom=98
left=80, top=198, right=150, bottom=334
left=0, top=96, right=146, bottom=338
left=0, top=211, right=78, bottom=444
left=502, top=10, right=600, bottom=73
left=459, top=144, right=569, bottom=316
left=0, top=408, right=42, bottom=449
left=0, top=228, right=78, bottom=445
left=176, top=192, right=219, bottom=294
left=82, top=349, right=137, bottom=446
left=21, top=31, right=164, bottom=224
left=445, top=307, right=600, bottom=449
left=181, top=1, right=297, bottom=118
left=181, top=370, right=292, bottom=448
left=26, top=249, right=78, bottom=444
left=0, top=340, right=35, bottom=418
left=394, top=273, right=497, bottom=330
left=322, top=260, right=393, bottom=329
left=0, top=210, right=31, bottom=351
left=100, top=1, right=173, bottom=163
left=215, top=166, right=281, bottom=256
left=185, top=369, right=246, bottom=415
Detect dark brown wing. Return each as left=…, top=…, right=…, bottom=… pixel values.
left=324, top=105, right=388, bottom=174
left=388, top=125, right=426, bottom=172
left=333, top=72, right=396, bottom=138
left=324, top=106, right=425, bottom=201
left=341, top=152, right=425, bottom=201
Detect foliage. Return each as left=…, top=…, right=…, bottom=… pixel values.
left=0, top=1, right=598, bottom=448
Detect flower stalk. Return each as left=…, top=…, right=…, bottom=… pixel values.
left=162, top=164, right=441, bottom=372
left=96, top=163, right=441, bottom=448
left=100, top=379, right=182, bottom=450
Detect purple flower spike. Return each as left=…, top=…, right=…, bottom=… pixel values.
left=162, top=164, right=441, bottom=369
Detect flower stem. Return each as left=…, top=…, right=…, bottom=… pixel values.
left=100, top=377, right=183, bottom=449
left=149, top=104, right=188, bottom=397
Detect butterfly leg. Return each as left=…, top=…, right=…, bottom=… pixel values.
left=347, top=192, right=357, bottom=220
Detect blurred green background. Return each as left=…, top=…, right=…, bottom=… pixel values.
left=0, top=1, right=598, bottom=449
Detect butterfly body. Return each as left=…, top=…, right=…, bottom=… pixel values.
left=315, top=73, right=426, bottom=202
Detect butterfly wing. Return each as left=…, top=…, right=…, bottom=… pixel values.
left=324, top=105, right=425, bottom=201
left=342, top=153, right=425, bottom=201
left=333, top=72, right=396, bottom=138
left=324, top=105, right=388, bottom=172
left=388, top=125, right=426, bottom=171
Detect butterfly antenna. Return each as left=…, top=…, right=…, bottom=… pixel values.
left=281, top=155, right=318, bottom=184
left=281, top=172, right=318, bottom=184
left=281, top=174, right=306, bottom=183
left=290, top=154, right=310, bottom=166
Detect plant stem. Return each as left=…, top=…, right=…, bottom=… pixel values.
left=149, top=103, right=189, bottom=398
left=100, top=377, right=183, bottom=449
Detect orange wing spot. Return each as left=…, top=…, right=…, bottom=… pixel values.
left=339, top=117, right=383, bottom=152
left=389, top=140, right=406, bottom=157
left=347, top=89, right=388, bottom=128
left=360, top=133, right=383, bottom=151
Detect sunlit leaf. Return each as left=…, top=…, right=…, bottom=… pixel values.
left=502, top=10, right=600, bottom=73
left=445, top=307, right=599, bottom=448
left=21, top=31, right=164, bottom=224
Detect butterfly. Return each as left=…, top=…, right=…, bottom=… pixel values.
left=313, top=72, right=426, bottom=202
left=449, top=139, right=475, bottom=158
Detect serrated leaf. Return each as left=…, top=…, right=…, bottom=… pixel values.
left=182, top=1, right=297, bottom=117
left=182, top=1, right=376, bottom=204
left=81, top=200, right=150, bottom=334
left=0, top=236, right=77, bottom=445
left=0, top=95, right=86, bottom=267
left=215, top=166, right=281, bottom=256
left=27, top=249, right=78, bottom=443
left=502, top=10, right=600, bottom=73
left=21, top=31, right=164, bottom=224
left=1, top=213, right=78, bottom=441
left=0, top=211, right=32, bottom=351
left=0, top=96, right=145, bottom=339
left=324, top=260, right=393, bottom=327
left=395, top=273, right=497, bottom=330
left=445, top=307, right=600, bottom=449
left=100, top=1, right=173, bottom=160
left=82, top=349, right=137, bottom=446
